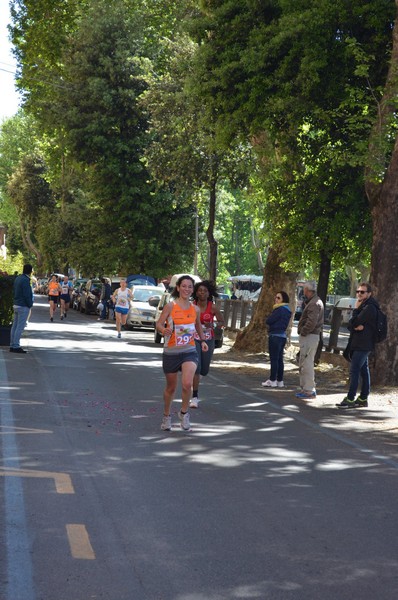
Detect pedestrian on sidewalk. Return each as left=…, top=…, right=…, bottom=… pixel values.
left=98, top=277, right=111, bottom=321
left=296, top=281, right=324, bottom=399
left=336, top=282, right=378, bottom=409
left=262, top=291, right=292, bottom=389
left=190, top=280, right=224, bottom=408
left=156, top=275, right=208, bottom=432
left=111, top=278, right=133, bottom=338
left=10, top=264, right=33, bottom=353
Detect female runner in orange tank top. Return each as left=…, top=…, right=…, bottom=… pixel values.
left=156, top=275, right=208, bottom=432
left=48, top=275, right=62, bottom=322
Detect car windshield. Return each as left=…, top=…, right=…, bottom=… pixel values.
left=133, top=289, right=160, bottom=302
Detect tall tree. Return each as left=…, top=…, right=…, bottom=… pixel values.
left=142, top=34, right=253, bottom=280
left=7, top=152, right=54, bottom=267
left=190, top=0, right=393, bottom=350
left=365, top=0, right=398, bottom=384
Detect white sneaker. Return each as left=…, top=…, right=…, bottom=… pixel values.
left=178, top=410, right=191, bottom=430
left=190, top=398, right=199, bottom=409
left=262, top=380, right=277, bottom=387
left=160, top=415, right=172, bottom=431
left=277, top=381, right=284, bottom=388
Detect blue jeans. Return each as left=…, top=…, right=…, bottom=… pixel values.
left=10, top=306, right=30, bottom=349
left=268, top=335, right=286, bottom=381
left=347, top=350, right=370, bottom=400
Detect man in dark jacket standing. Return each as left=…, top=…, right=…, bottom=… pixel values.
left=10, top=264, right=34, bottom=353
left=337, top=282, right=378, bottom=409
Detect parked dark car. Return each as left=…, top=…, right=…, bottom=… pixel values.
left=79, top=279, right=102, bottom=314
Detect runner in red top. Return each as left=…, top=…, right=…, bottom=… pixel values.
left=191, top=280, right=224, bottom=407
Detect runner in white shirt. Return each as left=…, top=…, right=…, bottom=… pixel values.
left=60, top=276, right=73, bottom=320
left=111, top=279, right=133, bottom=338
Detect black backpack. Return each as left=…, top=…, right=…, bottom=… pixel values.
left=375, top=308, right=388, bottom=343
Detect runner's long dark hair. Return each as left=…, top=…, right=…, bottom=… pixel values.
left=193, top=280, right=218, bottom=302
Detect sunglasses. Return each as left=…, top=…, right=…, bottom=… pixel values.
left=356, top=290, right=367, bottom=294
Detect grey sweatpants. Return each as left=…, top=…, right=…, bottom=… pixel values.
left=298, top=333, right=319, bottom=392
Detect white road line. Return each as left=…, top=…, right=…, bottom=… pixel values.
left=0, top=357, right=36, bottom=600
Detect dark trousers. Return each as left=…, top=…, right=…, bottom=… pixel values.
left=100, top=300, right=108, bottom=320
left=269, top=335, right=286, bottom=381
left=348, top=350, right=370, bottom=400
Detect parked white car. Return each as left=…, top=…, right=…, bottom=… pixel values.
left=126, top=285, right=163, bottom=329
left=328, top=297, right=356, bottom=325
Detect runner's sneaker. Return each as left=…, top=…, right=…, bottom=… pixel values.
left=336, top=397, right=357, bottom=409
left=178, top=410, right=191, bottom=430
left=355, top=396, right=368, bottom=408
left=295, top=390, right=316, bottom=399
left=60, top=315, right=64, bottom=320
left=277, top=381, right=284, bottom=388
left=117, top=332, right=121, bottom=339
left=262, top=379, right=277, bottom=387
left=161, top=415, right=172, bottom=431
left=190, top=398, right=199, bottom=409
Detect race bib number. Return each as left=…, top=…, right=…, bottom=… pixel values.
left=175, top=323, right=195, bottom=346
left=194, top=326, right=212, bottom=341
left=118, top=297, right=127, bottom=307
left=62, top=285, right=69, bottom=294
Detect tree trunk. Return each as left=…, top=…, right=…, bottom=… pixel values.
left=367, top=150, right=398, bottom=384
left=234, top=246, right=298, bottom=352
left=20, top=223, right=43, bottom=268
left=206, top=174, right=218, bottom=281
left=365, top=1, right=398, bottom=385
left=317, top=250, right=331, bottom=306
left=313, top=251, right=331, bottom=364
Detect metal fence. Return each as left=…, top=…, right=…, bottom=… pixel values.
left=216, top=299, right=256, bottom=330
left=217, top=299, right=349, bottom=354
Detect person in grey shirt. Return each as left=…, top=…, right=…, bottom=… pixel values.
left=296, top=281, right=324, bottom=398
left=10, top=264, right=34, bottom=354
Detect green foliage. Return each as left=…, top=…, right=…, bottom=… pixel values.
left=0, top=251, right=24, bottom=276
left=190, top=0, right=392, bottom=274
left=0, top=274, right=16, bottom=326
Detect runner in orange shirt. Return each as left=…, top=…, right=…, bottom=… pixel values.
left=155, top=275, right=208, bottom=432
left=48, top=275, right=62, bottom=322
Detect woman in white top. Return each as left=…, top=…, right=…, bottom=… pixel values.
left=111, top=279, right=133, bottom=338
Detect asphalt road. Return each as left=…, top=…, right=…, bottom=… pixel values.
left=1, top=295, right=398, bottom=600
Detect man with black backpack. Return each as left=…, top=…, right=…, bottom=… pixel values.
left=337, top=282, right=382, bottom=409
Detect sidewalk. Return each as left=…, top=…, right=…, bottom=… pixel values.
left=212, top=335, right=398, bottom=444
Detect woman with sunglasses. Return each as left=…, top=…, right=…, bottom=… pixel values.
left=262, top=291, right=292, bottom=388
left=337, top=282, right=379, bottom=409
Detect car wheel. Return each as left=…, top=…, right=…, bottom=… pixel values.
left=154, top=329, right=162, bottom=344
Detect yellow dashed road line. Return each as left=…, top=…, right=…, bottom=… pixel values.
left=0, top=468, right=75, bottom=493
left=66, top=524, right=96, bottom=560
